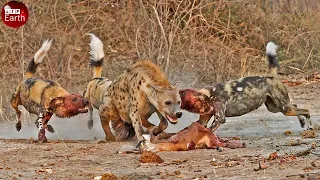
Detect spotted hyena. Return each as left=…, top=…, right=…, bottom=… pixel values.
left=99, top=60, right=182, bottom=143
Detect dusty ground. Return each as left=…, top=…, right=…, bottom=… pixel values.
left=0, top=80, right=320, bottom=179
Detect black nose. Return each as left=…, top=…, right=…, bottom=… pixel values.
left=176, top=112, right=182, bottom=118
left=84, top=99, right=89, bottom=105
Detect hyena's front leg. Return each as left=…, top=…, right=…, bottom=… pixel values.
left=148, top=112, right=168, bottom=136
left=131, top=117, right=144, bottom=143
left=144, top=112, right=172, bottom=143
left=129, top=108, right=144, bottom=142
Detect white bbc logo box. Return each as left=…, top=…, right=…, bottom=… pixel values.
left=5, top=9, right=20, bottom=15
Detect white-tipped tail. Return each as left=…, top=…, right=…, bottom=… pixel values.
left=88, top=33, right=104, bottom=61
left=266, top=42, right=278, bottom=56
left=266, top=41, right=279, bottom=77
left=34, top=39, right=52, bottom=64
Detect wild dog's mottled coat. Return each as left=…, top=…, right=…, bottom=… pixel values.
left=180, top=42, right=312, bottom=131
left=83, top=33, right=112, bottom=129
left=11, top=40, right=89, bottom=142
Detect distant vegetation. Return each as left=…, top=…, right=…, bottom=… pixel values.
left=0, top=0, right=319, bottom=121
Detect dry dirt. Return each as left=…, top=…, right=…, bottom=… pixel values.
left=0, top=80, right=320, bottom=180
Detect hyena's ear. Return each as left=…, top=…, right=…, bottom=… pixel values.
left=48, top=97, right=65, bottom=112
left=148, top=83, right=163, bottom=92
left=148, top=83, right=163, bottom=99
left=172, top=81, right=182, bottom=89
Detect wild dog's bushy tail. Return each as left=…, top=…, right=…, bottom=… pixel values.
left=25, top=40, right=52, bottom=78
left=88, top=33, right=104, bottom=78
left=266, top=42, right=279, bottom=77
left=110, top=120, right=135, bottom=141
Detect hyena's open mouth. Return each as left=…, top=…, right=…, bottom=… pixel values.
left=165, top=114, right=178, bottom=124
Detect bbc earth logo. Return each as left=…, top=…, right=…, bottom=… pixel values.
left=1, top=1, right=29, bottom=28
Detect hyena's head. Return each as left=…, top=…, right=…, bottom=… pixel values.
left=148, top=82, right=182, bottom=124
left=179, top=88, right=213, bottom=115
left=48, top=94, right=89, bottom=118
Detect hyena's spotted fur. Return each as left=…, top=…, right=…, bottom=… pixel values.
left=99, top=60, right=182, bottom=142
left=83, top=33, right=112, bottom=129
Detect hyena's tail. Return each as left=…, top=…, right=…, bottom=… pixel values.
left=25, top=40, right=52, bottom=78
left=110, top=121, right=135, bottom=141
left=266, top=42, right=279, bottom=77
left=88, top=33, right=104, bottom=78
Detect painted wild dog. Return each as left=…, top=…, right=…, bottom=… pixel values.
left=98, top=60, right=182, bottom=143
left=11, top=40, right=89, bottom=142
left=83, top=33, right=112, bottom=129
left=179, top=42, right=313, bottom=131
left=140, top=122, right=245, bottom=152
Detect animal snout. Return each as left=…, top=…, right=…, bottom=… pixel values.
left=176, top=112, right=182, bottom=118
left=83, top=98, right=89, bottom=105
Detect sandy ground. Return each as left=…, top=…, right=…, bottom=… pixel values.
left=0, top=81, right=320, bottom=179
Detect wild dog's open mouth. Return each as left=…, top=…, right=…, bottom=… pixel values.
left=78, top=107, right=89, bottom=113
left=166, top=114, right=178, bottom=124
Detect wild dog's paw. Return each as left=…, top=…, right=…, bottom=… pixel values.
left=46, top=125, right=55, bottom=133
left=39, top=136, right=48, bottom=143
left=139, top=134, right=157, bottom=152
left=216, top=146, right=224, bottom=152
left=38, top=128, right=47, bottom=143
left=15, top=122, right=22, bottom=131
left=307, top=118, right=318, bottom=130
left=307, top=127, right=314, bottom=130
left=298, top=117, right=306, bottom=128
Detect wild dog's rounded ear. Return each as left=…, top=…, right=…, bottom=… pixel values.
left=48, top=97, right=65, bottom=112
left=173, top=81, right=182, bottom=88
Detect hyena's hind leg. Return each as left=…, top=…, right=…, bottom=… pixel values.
left=10, top=86, right=22, bottom=131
